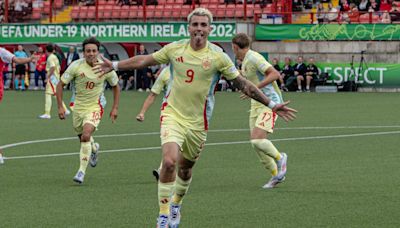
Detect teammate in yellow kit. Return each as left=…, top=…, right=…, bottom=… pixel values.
left=56, top=37, right=120, bottom=184
left=136, top=66, right=170, bottom=181
left=39, top=44, right=69, bottom=119
left=94, top=8, right=296, bottom=227
left=232, top=33, right=288, bottom=189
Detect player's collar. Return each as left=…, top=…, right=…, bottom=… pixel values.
left=188, top=41, right=209, bottom=54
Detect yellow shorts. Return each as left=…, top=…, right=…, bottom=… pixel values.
left=73, top=109, right=103, bottom=135
left=160, top=117, right=207, bottom=162
left=249, top=107, right=277, bottom=133
left=45, top=81, right=57, bottom=95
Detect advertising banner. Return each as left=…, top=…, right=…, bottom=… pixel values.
left=256, top=24, right=400, bottom=41
left=0, top=22, right=236, bottom=43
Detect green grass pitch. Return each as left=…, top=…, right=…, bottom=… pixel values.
left=1, top=90, right=399, bottom=227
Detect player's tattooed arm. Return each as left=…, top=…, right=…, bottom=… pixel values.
left=231, top=75, right=271, bottom=107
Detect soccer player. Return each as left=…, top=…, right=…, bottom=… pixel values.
left=56, top=37, right=120, bottom=184
left=136, top=66, right=171, bottom=181
left=39, top=44, right=69, bottom=119
left=94, top=8, right=297, bottom=227
left=1, top=47, right=36, bottom=164
left=232, top=33, right=288, bottom=189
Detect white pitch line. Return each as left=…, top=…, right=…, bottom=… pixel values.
left=4, top=130, right=400, bottom=161
left=1, top=125, right=400, bottom=150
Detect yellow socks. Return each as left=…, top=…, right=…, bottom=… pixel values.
left=251, top=139, right=281, bottom=161
left=172, top=176, right=192, bottom=205
left=78, top=142, right=91, bottom=174
left=254, top=148, right=278, bottom=176
left=158, top=182, right=175, bottom=215
left=44, top=94, right=52, bottom=115
left=44, top=94, right=67, bottom=115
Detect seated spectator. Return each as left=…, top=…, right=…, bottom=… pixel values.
left=358, top=0, right=370, bottom=12
left=381, top=10, right=392, bottom=22
left=294, top=56, right=307, bottom=92
left=305, top=57, right=319, bottom=92
left=380, top=0, right=392, bottom=12
left=292, top=0, right=303, bottom=12
left=369, top=0, right=380, bottom=12
left=390, top=4, right=400, bottom=21
left=316, top=3, right=326, bottom=24
left=339, top=0, right=350, bottom=12
left=327, top=3, right=339, bottom=22
left=281, top=57, right=296, bottom=91
left=271, top=58, right=286, bottom=91
left=348, top=3, right=360, bottom=23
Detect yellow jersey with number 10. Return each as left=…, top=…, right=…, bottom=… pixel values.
left=61, top=58, right=118, bottom=113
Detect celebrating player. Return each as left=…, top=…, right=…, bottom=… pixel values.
left=39, top=44, right=70, bottom=119
left=232, top=33, right=288, bottom=189
left=94, top=8, right=297, bottom=227
left=136, top=66, right=170, bottom=181
left=56, top=37, right=120, bottom=184
left=0, top=47, right=36, bottom=164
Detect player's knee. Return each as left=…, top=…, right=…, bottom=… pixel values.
left=162, top=158, right=176, bottom=173
left=80, top=133, right=91, bottom=142
left=178, top=168, right=192, bottom=180
left=251, top=139, right=266, bottom=150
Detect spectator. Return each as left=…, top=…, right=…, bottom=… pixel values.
left=339, top=0, right=350, bottom=12
left=316, top=3, right=326, bottom=23
left=294, top=56, right=307, bottom=92
left=327, top=3, right=339, bottom=23
left=14, top=45, right=28, bottom=91
left=390, top=4, right=400, bottom=21
left=33, top=46, right=47, bottom=90
left=293, top=0, right=303, bottom=11
left=305, top=57, right=319, bottom=92
left=281, top=57, right=296, bottom=91
left=358, top=0, right=371, bottom=12
left=380, top=0, right=392, bottom=12
left=66, top=46, right=80, bottom=69
left=271, top=58, right=286, bottom=91
left=348, top=3, right=360, bottom=23
left=135, top=44, right=151, bottom=92
left=381, top=10, right=391, bottom=23
left=369, top=0, right=380, bottom=12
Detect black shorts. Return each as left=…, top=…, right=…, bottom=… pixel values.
left=15, top=64, right=26, bottom=75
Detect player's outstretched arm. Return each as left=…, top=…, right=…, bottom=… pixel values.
left=136, top=92, right=158, bottom=122
left=93, top=55, right=159, bottom=75
left=231, top=75, right=297, bottom=122
left=56, top=81, right=66, bottom=120
left=13, top=55, right=36, bottom=65
left=110, top=84, right=120, bottom=123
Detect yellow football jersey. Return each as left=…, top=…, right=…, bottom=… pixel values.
left=242, top=50, right=283, bottom=110
left=61, top=58, right=118, bottom=113
left=153, top=39, right=239, bottom=130
left=46, top=53, right=60, bottom=79
left=151, top=67, right=170, bottom=95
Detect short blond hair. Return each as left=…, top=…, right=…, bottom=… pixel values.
left=187, top=8, right=213, bottom=24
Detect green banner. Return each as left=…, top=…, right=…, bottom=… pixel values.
left=0, top=22, right=236, bottom=43
left=256, top=24, right=400, bottom=41
left=316, top=62, right=400, bottom=87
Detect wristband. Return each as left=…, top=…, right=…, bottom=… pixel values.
left=112, top=61, right=119, bottom=71
left=268, top=100, right=277, bottom=109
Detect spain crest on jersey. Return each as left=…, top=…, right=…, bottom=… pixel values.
left=202, top=58, right=211, bottom=70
